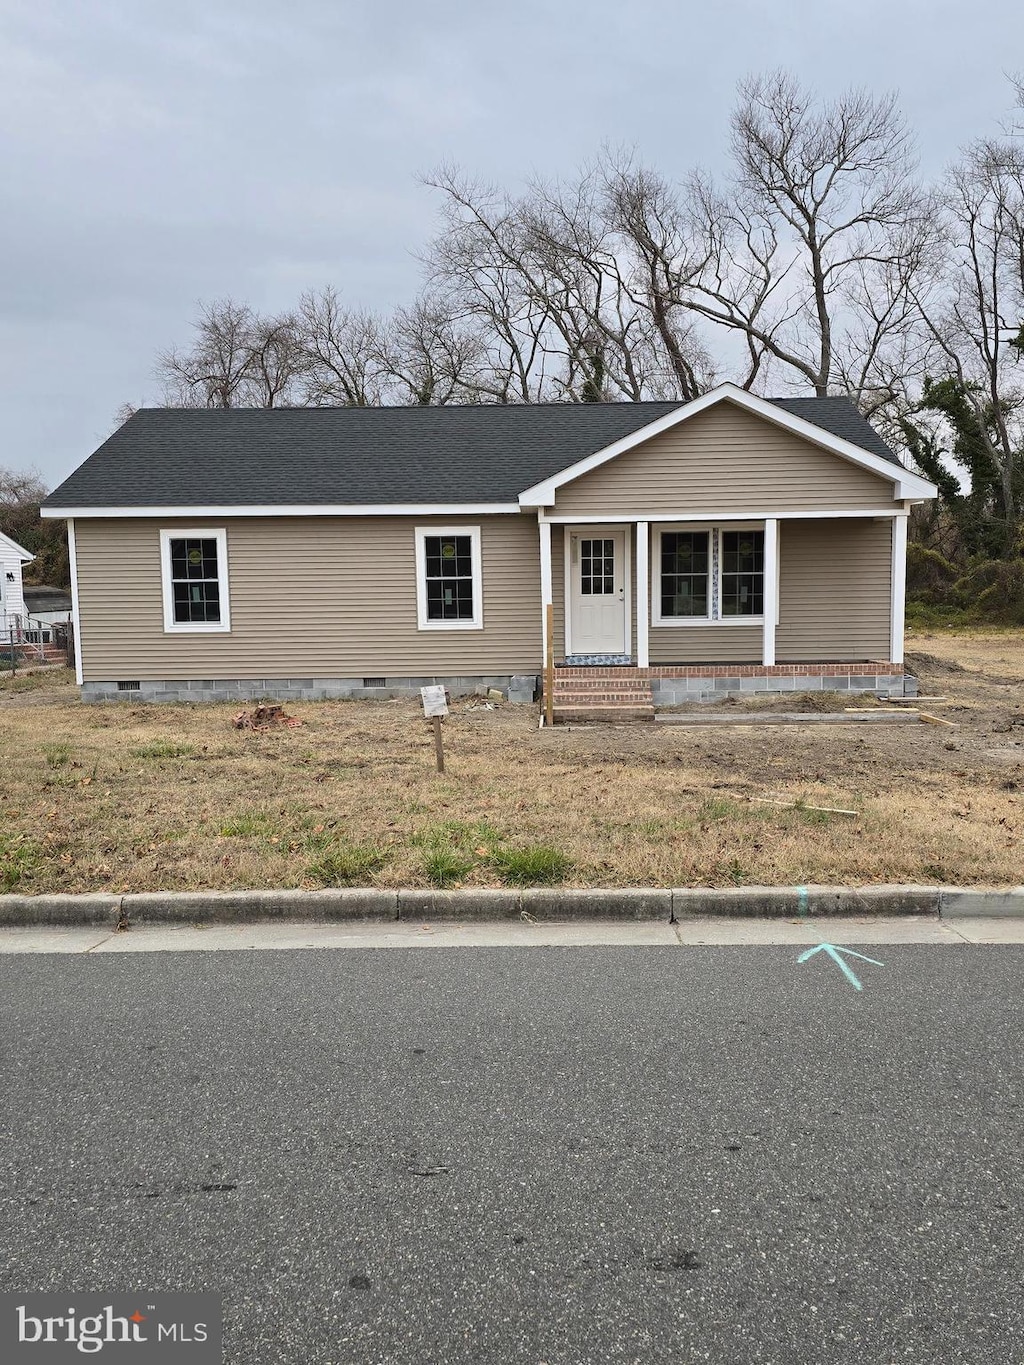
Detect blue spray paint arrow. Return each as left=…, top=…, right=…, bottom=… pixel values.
left=797, top=943, right=884, bottom=991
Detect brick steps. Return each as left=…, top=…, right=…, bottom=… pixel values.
left=550, top=671, right=655, bottom=724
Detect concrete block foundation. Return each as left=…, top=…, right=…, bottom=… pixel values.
left=82, top=674, right=540, bottom=704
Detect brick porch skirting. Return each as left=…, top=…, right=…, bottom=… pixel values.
left=554, top=661, right=912, bottom=703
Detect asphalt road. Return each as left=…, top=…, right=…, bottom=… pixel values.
left=1, top=945, right=1022, bottom=1363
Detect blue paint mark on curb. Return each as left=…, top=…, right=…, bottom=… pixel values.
left=797, top=886, right=809, bottom=918
left=798, top=943, right=884, bottom=991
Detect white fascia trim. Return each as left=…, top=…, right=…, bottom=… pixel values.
left=414, top=525, right=484, bottom=632
left=66, top=518, right=84, bottom=686
left=41, top=503, right=522, bottom=520
left=160, top=528, right=232, bottom=634
left=516, top=383, right=937, bottom=506
left=542, top=508, right=902, bottom=523
left=0, top=528, right=35, bottom=560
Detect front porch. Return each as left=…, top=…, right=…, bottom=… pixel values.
left=537, top=512, right=912, bottom=722
left=548, top=660, right=911, bottom=723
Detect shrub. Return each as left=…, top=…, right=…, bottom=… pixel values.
left=906, top=543, right=958, bottom=602
left=490, top=845, right=571, bottom=886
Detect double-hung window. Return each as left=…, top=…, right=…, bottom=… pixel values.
left=160, top=528, right=231, bottom=633
left=720, top=529, right=764, bottom=616
left=415, top=527, right=483, bottom=630
left=654, top=525, right=765, bottom=623
left=659, top=530, right=710, bottom=619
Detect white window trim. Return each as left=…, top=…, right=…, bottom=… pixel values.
left=415, top=526, right=484, bottom=631
left=652, top=522, right=766, bottom=627
left=160, top=528, right=231, bottom=634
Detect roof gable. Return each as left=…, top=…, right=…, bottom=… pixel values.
left=518, top=385, right=936, bottom=506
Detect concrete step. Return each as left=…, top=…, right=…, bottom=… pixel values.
left=553, top=704, right=656, bottom=724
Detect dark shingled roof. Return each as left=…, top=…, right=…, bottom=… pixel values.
left=23, top=586, right=73, bottom=613
left=43, top=396, right=902, bottom=510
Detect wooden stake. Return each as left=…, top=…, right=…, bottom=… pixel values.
left=432, top=714, right=445, bottom=772
left=750, top=796, right=859, bottom=817
left=919, top=711, right=958, bottom=727
left=544, top=602, right=555, bottom=728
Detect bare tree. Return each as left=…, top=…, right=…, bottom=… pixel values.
left=245, top=313, right=306, bottom=407
left=679, top=72, right=935, bottom=403
left=599, top=154, right=719, bottom=397
left=421, top=164, right=715, bottom=403
left=297, top=287, right=387, bottom=406
left=157, top=299, right=258, bottom=407
left=912, top=133, right=1024, bottom=545
left=422, top=167, right=553, bottom=402
left=375, top=296, right=488, bottom=405
left=157, top=299, right=304, bottom=408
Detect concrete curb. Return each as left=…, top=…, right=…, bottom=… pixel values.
left=0, top=885, right=1023, bottom=927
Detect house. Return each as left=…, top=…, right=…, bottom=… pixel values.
left=41, top=384, right=936, bottom=718
left=22, top=586, right=73, bottom=644
left=0, top=529, right=34, bottom=642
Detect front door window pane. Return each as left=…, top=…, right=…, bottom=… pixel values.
left=581, top=538, right=614, bottom=596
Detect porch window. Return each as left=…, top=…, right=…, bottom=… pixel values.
left=653, top=524, right=766, bottom=624
left=720, top=529, right=764, bottom=616
left=415, top=526, right=483, bottom=630
left=659, top=530, right=710, bottom=618
left=160, top=528, right=231, bottom=633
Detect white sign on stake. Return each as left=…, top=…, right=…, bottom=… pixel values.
left=420, top=684, right=449, bottom=718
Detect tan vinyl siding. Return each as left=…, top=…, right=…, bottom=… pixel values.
left=649, top=623, right=762, bottom=665
left=75, top=514, right=542, bottom=681
left=552, top=402, right=896, bottom=517
left=646, top=518, right=892, bottom=664
left=551, top=525, right=566, bottom=659
left=776, top=518, right=892, bottom=661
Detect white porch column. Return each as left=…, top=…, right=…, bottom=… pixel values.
left=67, top=517, right=84, bottom=687
left=539, top=517, right=553, bottom=662
left=890, top=513, right=908, bottom=665
left=762, top=518, right=778, bottom=667
left=636, top=520, right=650, bottom=668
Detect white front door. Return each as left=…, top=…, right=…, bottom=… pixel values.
left=568, top=528, right=628, bottom=656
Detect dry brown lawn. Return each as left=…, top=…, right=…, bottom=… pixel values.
left=1, top=636, right=1022, bottom=893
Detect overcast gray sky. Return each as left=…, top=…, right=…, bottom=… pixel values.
left=3, top=0, right=1022, bottom=487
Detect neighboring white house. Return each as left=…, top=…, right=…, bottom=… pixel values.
left=0, top=529, right=35, bottom=639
